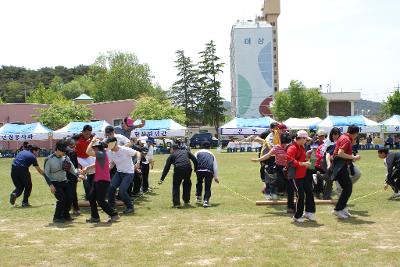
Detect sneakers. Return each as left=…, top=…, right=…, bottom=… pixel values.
left=53, top=218, right=65, bottom=224
left=172, top=204, right=181, bottom=208
left=72, top=210, right=81, bottom=216
left=391, top=192, right=400, bottom=199
left=271, top=194, right=278, bottom=200
left=303, top=212, right=317, bottom=221
left=264, top=194, right=272, bottom=200
left=86, top=217, right=101, bottom=223
left=342, top=207, right=353, bottom=217
left=333, top=209, right=349, bottom=219
left=196, top=196, right=202, bottom=203
left=21, top=202, right=32, bottom=208
left=292, top=216, right=305, bottom=223
left=64, top=216, right=74, bottom=222
left=9, top=193, right=17, bottom=205
left=123, top=208, right=134, bottom=214
left=203, top=200, right=211, bottom=207
left=108, top=215, right=120, bottom=223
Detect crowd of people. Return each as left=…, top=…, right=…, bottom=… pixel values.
left=7, top=117, right=400, bottom=224
left=8, top=117, right=219, bottom=223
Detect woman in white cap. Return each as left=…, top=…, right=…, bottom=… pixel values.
left=287, top=130, right=316, bottom=223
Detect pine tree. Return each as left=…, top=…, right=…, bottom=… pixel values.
left=169, top=50, right=199, bottom=126
left=197, top=41, right=225, bottom=132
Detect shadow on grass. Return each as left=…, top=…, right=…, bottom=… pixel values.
left=348, top=210, right=370, bottom=217
left=337, top=217, right=375, bottom=225
left=46, top=222, right=74, bottom=228
left=260, top=211, right=293, bottom=218
left=195, top=203, right=221, bottom=208
left=92, top=222, right=114, bottom=228
left=292, top=221, right=325, bottom=228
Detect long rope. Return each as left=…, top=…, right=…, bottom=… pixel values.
left=219, top=183, right=255, bottom=204
left=348, top=189, right=383, bottom=203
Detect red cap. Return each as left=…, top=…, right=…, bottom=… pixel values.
left=277, top=123, right=287, bottom=130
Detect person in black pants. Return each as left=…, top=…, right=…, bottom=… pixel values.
left=195, top=142, right=219, bottom=207
left=332, top=125, right=361, bottom=220
left=158, top=144, right=198, bottom=208
left=65, top=137, right=80, bottom=215
left=378, top=148, right=400, bottom=199
left=9, top=145, right=45, bottom=207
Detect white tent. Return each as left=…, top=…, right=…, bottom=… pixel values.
left=0, top=123, right=52, bottom=141
left=219, top=117, right=276, bottom=135
left=132, top=119, right=186, bottom=137
left=53, top=120, right=111, bottom=139
left=283, top=117, right=322, bottom=130
left=381, top=115, right=400, bottom=133
left=316, top=115, right=381, bottom=133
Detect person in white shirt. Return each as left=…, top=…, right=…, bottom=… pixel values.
left=141, top=138, right=154, bottom=193
left=104, top=126, right=131, bottom=147
left=105, top=137, right=141, bottom=214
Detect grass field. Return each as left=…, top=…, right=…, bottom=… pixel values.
left=0, top=150, right=399, bottom=266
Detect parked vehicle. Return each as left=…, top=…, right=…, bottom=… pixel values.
left=190, top=133, right=218, bottom=148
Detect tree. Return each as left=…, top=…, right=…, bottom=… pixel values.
left=26, top=82, right=65, bottom=104
left=169, top=50, right=199, bottom=126
left=35, top=100, right=93, bottom=130
left=382, top=90, right=400, bottom=117
left=197, top=41, right=225, bottom=131
left=3, top=81, right=26, bottom=103
left=271, top=80, right=327, bottom=121
left=60, top=76, right=96, bottom=99
left=89, top=51, right=160, bottom=102
left=131, top=96, right=186, bottom=125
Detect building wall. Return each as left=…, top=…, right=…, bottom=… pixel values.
left=231, top=21, right=274, bottom=118
left=329, top=101, right=352, bottom=116
left=0, top=103, right=48, bottom=125
left=88, top=99, right=137, bottom=126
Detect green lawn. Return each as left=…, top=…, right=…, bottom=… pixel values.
left=0, top=150, right=399, bottom=266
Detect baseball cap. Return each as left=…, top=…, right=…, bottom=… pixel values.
left=92, top=141, right=107, bottom=148
left=146, top=137, right=155, bottom=143
left=105, top=126, right=115, bottom=134
left=277, top=123, right=288, bottom=130
left=124, top=117, right=134, bottom=127
left=296, top=130, right=311, bottom=140
left=317, top=129, right=326, bottom=136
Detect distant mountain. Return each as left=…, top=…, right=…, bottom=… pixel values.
left=354, top=99, right=382, bottom=116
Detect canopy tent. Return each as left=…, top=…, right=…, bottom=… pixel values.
left=219, top=117, right=276, bottom=135
left=381, top=115, right=400, bottom=133
left=283, top=117, right=322, bottom=130
left=132, top=119, right=186, bottom=138
left=316, top=115, right=381, bottom=133
left=53, top=120, right=111, bottom=139
left=0, top=123, right=52, bottom=141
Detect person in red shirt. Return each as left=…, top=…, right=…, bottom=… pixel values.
left=75, top=125, right=96, bottom=200
left=287, top=130, right=315, bottom=223
left=332, top=125, right=361, bottom=219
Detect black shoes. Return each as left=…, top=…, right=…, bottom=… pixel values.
left=9, top=193, right=17, bottom=205
left=123, top=208, right=134, bottom=214
left=53, top=218, right=65, bottom=223
left=21, top=202, right=31, bottom=208
left=86, top=217, right=101, bottom=223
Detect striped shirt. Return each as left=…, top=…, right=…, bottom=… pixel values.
left=269, top=145, right=287, bottom=167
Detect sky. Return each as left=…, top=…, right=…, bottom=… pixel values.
left=1, top=0, right=399, bottom=102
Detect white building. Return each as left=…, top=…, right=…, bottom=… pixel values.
left=230, top=20, right=275, bottom=118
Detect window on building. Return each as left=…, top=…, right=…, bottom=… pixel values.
left=273, top=47, right=276, bottom=51
left=274, top=79, right=277, bottom=83
left=271, top=22, right=276, bottom=26
left=114, top=119, right=123, bottom=126
left=275, top=87, right=278, bottom=92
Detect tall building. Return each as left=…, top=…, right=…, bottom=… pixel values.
left=262, top=0, right=280, bottom=93
left=230, top=20, right=274, bottom=118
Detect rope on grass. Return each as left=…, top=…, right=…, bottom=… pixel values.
left=219, top=183, right=255, bottom=204
left=348, top=189, right=383, bottom=203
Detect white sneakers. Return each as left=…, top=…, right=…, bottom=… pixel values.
left=391, top=192, right=400, bottom=199
left=292, top=212, right=316, bottom=223
left=203, top=201, right=211, bottom=207
left=303, top=212, right=317, bottom=221
left=271, top=194, right=278, bottom=200
left=333, top=209, right=349, bottom=219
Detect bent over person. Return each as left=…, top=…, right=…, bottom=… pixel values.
left=378, top=148, right=400, bottom=199
left=9, top=145, right=45, bottom=207
left=159, top=144, right=198, bottom=208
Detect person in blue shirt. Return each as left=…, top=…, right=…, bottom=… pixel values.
left=9, top=145, right=45, bottom=207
